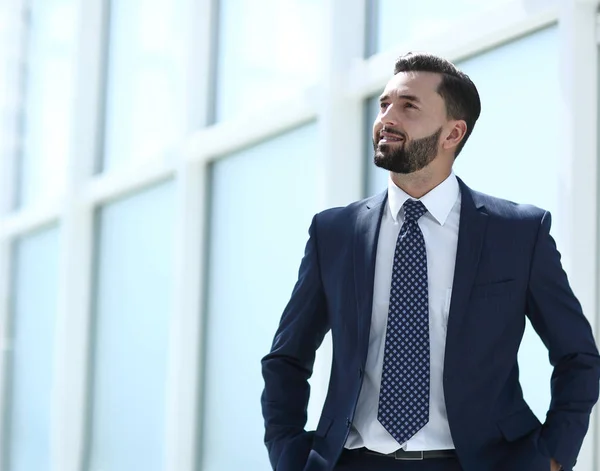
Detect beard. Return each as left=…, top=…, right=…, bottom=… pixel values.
left=373, top=127, right=443, bottom=174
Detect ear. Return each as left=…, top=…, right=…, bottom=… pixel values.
left=442, top=120, right=467, bottom=151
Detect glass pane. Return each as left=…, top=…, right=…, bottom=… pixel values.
left=214, top=0, right=322, bottom=122
left=370, top=0, right=513, bottom=55
left=0, top=3, right=15, bottom=110
left=8, top=226, right=60, bottom=471
left=18, top=0, right=78, bottom=207
left=365, top=95, right=387, bottom=196
left=203, top=123, right=319, bottom=471
left=88, top=182, right=175, bottom=471
left=100, top=0, right=189, bottom=172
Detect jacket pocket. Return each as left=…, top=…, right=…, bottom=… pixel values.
left=497, top=406, right=541, bottom=442
left=277, top=431, right=315, bottom=471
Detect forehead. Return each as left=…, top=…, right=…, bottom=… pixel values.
left=381, top=71, right=443, bottom=104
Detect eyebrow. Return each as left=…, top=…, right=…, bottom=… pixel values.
left=379, top=94, right=422, bottom=104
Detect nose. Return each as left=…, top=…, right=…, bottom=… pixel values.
left=380, top=104, right=398, bottom=126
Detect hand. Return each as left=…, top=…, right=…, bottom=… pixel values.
left=550, top=458, right=562, bottom=471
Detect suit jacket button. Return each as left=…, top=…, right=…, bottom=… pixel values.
left=346, top=418, right=351, bottom=427
left=358, top=368, right=363, bottom=378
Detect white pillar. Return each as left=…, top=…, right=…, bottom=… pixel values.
left=163, top=1, right=214, bottom=470
left=308, top=0, right=368, bottom=426
left=53, top=0, right=106, bottom=469
left=317, top=0, right=368, bottom=208
left=557, top=1, right=599, bottom=469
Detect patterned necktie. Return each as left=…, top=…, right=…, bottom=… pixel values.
left=377, top=199, right=430, bottom=445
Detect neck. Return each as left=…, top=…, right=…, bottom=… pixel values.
left=390, top=166, right=452, bottom=199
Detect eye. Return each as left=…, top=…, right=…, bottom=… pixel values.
left=404, top=102, right=417, bottom=109
left=380, top=102, right=389, bottom=110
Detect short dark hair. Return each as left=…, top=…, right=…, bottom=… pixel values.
left=394, top=52, right=481, bottom=157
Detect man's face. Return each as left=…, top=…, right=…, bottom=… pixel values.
left=373, top=71, right=448, bottom=174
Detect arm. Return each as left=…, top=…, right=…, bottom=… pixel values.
left=525, top=211, right=600, bottom=470
left=261, top=215, right=330, bottom=470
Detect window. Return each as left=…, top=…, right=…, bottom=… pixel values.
left=213, top=0, right=322, bottom=122
left=100, top=0, right=190, bottom=172
left=367, top=0, right=514, bottom=56
left=17, top=0, right=78, bottom=207
left=365, top=95, right=384, bottom=196
left=87, top=182, right=175, bottom=471
left=7, top=226, right=60, bottom=471
left=202, top=123, right=319, bottom=470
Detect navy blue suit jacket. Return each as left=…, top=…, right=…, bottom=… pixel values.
left=261, top=178, right=600, bottom=471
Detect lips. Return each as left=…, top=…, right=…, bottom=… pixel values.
left=381, top=136, right=403, bottom=142
left=379, top=131, right=405, bottom=144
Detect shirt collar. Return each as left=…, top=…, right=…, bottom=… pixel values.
left=387, top=172, right=459, bottom=226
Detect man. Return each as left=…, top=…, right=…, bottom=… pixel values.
left=261, top=53, right=600, bottom=471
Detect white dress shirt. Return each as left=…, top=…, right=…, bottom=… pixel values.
left=345, top=172, right=461, bottom=453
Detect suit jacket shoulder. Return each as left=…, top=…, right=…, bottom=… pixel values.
left=312, top=178, right=551, bottom=242
left=313, top=191, right=386, bottom=233
left=468, top=186, right=547, bottom=222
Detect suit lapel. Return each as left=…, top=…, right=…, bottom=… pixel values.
left=354, top=191, right=387, bottom=364
left=445, top=178, right=488, bottom=359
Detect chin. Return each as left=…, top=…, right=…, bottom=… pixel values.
left=377, top=141, right=399, bottom=149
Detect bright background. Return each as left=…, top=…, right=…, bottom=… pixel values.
left=0, top=0, right=598, bottom=470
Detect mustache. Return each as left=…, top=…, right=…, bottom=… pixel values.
left=380, top=127, right=407, bottom=140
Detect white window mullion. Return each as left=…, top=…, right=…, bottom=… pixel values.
left=164, top=0, right=214, bottom=470
left=184, top=0, right=216, bottom=133
left=52, top=0, right=107, bottom=469
left=307, top=0, right=367, bottom=425
left=53, top=204, right=94, bottom=471
left=0, top=238, right=10, bottom=471
left=164, top=160, right=207, bottom=471
left=318, top=0, right=366, bottom=208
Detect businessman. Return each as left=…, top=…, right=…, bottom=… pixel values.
left=261, top=52, right=600, bottom=471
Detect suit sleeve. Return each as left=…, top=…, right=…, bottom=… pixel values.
left=261, top=215, right=330, bottom=470
left=525, top=210, right=600, bottom=470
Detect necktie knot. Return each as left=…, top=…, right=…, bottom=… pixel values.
left=403, top=200, right=427, bottom=222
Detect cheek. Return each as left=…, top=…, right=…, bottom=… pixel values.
left=406, top=120, right=431, bottom=136
left=373, top=121, right=383, bottom=137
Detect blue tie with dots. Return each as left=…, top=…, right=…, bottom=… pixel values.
left=377, top=199, right=430, bottom=445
